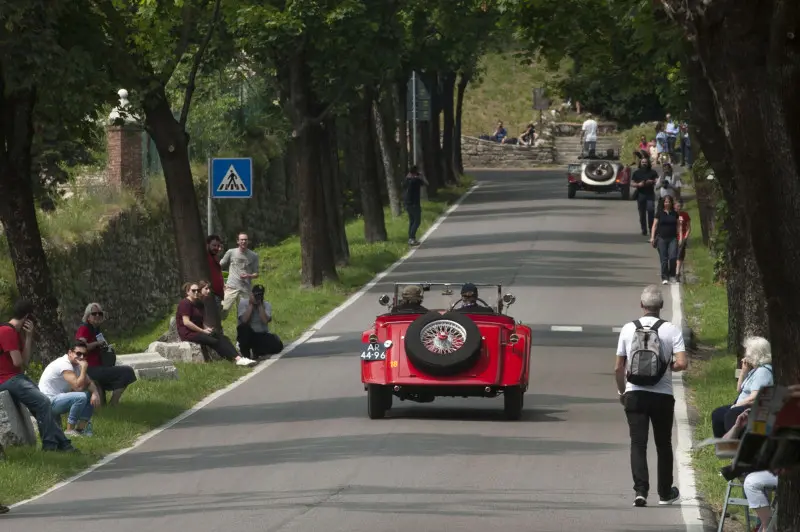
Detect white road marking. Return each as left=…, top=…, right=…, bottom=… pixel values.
left=671, top=282, right=709, bottom=531
left=9, top=182, right=482, bottom=509
left=611, top=326, right=623, bottom=333
left=550, top=325, right=583, bottom=332
left=305, top=335, right=340, bottom=344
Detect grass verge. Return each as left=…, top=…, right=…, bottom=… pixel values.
left=0, top=178, right=473, bottom=506
left=680, top=194, right=743, bottom=525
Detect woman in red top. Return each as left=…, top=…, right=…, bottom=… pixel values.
left=674, top=199, right=691, bottom=283
left=176, top=282, right=256, bottom=367
left=75, top=303, right=137, bottom=406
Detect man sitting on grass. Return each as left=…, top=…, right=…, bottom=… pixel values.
left=38, top=339, right=102, bottom=437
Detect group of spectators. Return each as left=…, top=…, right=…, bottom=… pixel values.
left=711, top=337, right=777, bottom=530
left=0, top=231, right=285, bottom=513
left=479, top=120, right=538, bottom=146
left=0, top=300, right=138, bottom=454
left=629, top=117, right=691, bottom=285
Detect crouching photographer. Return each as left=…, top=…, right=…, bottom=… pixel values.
left=236, top=285, right=283, bottom=360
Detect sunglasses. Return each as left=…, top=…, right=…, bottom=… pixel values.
left=91, top=311, right=104, bottom=317
left=190, top=288, right=200, bottom=293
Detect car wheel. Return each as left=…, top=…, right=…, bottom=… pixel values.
left=404, top=311, right=482, bottom=377
left=367, top=384, right=390, bottom=419
left=568, top=184, right=577, bottom=199
left=503, top=386, right=524, bottom=420
left=584, top=161, right=615, bottom=181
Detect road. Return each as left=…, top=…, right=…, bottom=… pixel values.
left=4, top=170, right=704, bottom=532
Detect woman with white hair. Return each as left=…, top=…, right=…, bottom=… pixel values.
left=75, top=303, right=138, bottom=406
left=710, top=336, right=774, bottom=437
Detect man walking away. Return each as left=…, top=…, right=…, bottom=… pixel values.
left=0, top=300, right=76, bottom=452
left=580, top=113, right=598, bottom=157
left=631, top=159, right=658, bottom=236
left=615, top=285, right=688, bottom=507
left=404, top=166, right=429, bottom=246
left=219, top=232, right=260, bottom=319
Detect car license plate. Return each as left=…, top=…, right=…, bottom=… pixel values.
left=360, top=342, right=387, bottom=361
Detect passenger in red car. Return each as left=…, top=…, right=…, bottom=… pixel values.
left=392, top=285, right=428, bottom=314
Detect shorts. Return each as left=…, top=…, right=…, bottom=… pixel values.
left=678, top=239, right=687, bottom=260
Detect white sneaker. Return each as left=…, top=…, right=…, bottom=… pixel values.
left=661, top=279, right=668, bottom=285
left=236, top=357, right=257, bottom=367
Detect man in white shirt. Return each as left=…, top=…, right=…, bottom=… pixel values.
left=580, top=114, right=598, bottom=157
left=38, top=340, right=101, bottom=436
left=236, top=285, right=284, bottom=359
left=615, top=285, right=688, bottom=508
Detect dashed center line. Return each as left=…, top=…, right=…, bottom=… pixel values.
left=305, top=335, right=340, bottom=344
left=550, top=325, right=583, bottom=332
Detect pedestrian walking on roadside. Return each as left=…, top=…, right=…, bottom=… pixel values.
left=615, top=285, right=688, bottom=507
left=403, top=165, right=429, bottom=246
left=650, top=195, right=683, bottom=284
left=630, top=158, right=658, bottom=236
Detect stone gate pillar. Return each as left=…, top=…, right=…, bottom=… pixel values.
left=106, top=89, right=144, bottom=195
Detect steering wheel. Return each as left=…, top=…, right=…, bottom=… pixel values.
left=450, top=297, right=492, bottom=310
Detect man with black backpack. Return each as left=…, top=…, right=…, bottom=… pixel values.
left=615, top=285, right=688, bottom=508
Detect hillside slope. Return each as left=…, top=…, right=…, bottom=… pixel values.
left=460, top=52, right=574, bottom=138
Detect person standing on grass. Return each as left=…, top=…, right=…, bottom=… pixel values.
left=219, top=232, right=260, bottom=319
left=615, top=285, right=688, bottom=508
left=404, top=165, right=429, bottom=247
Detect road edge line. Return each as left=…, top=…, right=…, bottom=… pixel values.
left=9, top=182, right=482, bottom=509
left=671, top=282, right=714, bottom=531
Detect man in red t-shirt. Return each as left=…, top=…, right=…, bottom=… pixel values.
left=0, top=300, right=76, bottom=453
left=675, top=200, right=691, bottom=283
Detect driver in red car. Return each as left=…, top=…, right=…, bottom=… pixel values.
left=392, top=285, right=429, bottom=314
left=454, top=283, right=494, bottom=313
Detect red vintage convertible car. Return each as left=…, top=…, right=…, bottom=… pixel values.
left=360, top=282, right=532, bottom=420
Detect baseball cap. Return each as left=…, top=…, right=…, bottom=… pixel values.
left=461, top=283, right=478, bottom=295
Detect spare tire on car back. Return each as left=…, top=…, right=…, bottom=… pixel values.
left=404, top=311, right=483, bottom=376
left=584, top=161, right=615, bottom=181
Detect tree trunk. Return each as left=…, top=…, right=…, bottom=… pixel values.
left=395, top=77, right=410, bottom=172
left=372, top=97, right=401, bottom=217
left=725, top=204, right=769, bottom=360
left=455, top=70, right=471, bottom=176
left=683, top=51, right=769, bottom=365
left=440, top=71, right=458, bottom=185
left=351, top=91, right=387, bottom=243
left=0, top=87, right=67, bottom=363
left=287, top=53, right=338, bottom=287
left=423, top=71, right=444, bottom=190
left=142, top=86, right=210, bottom=286
left=662, top=2, right=800, bottom=526
left=319, top=117, right=350, bottom=266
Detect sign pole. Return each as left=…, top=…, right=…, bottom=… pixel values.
left=412, top=70, right=418, bottom=167
left=207, top=157, right=212, bottom=235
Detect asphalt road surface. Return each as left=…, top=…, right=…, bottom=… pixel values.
left=5, top=170, right=703, bottom=532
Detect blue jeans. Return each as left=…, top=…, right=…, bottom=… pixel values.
left=51, top=391, right=93, bottom=426
left=0, top=374, right=72, bottom=450
left=406, top=203, right=421, bottom=240
left=657, top=236, right=678, bottom=280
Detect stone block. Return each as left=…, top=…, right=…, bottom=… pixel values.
left=116, top=352, right=179, bottom=380
left=147, top=341, right=219, bottom=363
left=0, top=390, right=38, bottom=448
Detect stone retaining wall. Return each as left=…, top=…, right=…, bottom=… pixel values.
left=461, top=136, right=556, bottom=169
left=551, top=122, right=618, bottom=137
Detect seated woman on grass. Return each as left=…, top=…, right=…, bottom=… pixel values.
left=75, top=303, right=137, bottom=406
left=176, top=281, right=256, bottom=367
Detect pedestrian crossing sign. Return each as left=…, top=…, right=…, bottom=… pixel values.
left=210, top=158, right=253, bottom=198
